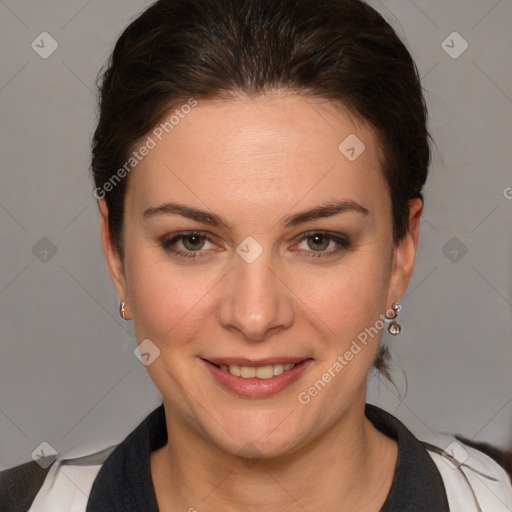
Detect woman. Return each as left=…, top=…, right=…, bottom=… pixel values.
left=2, top=0, right=512, bottom=510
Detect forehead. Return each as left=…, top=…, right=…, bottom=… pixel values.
left=126, top=94, right=388, bottom=217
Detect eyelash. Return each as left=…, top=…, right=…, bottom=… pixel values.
left=161, top=231, right=351, bottom=260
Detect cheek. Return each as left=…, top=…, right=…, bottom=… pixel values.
left=124, top=248, right=212, bottom=342
left=290, top=250, right=391, bottom=335
left=124, top=232, right=392, bottom=356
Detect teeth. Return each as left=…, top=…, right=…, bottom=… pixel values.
left=241, top=366, right=256, bottom=378
left=217, top=362, right=298, bottom=379
left=273, top=364, right=284, bottom=376
left=228, top=364, right=241, bottom=376
left=255, top=365, right=273, bottom=379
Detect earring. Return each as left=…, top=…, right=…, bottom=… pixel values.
left=386, top=302, right=402, bottom=335
left=119, top=302, right=127, bottom=320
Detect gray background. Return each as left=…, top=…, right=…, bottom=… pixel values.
left=0, top=0, right=511, bottom=470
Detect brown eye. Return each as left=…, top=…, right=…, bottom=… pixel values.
left=161, top=231, right=217, bottom=259
left=182, top=234, right=206, bottom=251
left=293, top=231, right=351, bottom=259
left=307, top=234, right=331, bottom=251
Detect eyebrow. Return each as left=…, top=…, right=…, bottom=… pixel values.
left=142, top=200, right=369, bottom=230
left=282, top=200, right=369, bottom=227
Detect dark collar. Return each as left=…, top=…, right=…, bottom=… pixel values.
left=87, top=403, right=449, bottom=511
left=365, top=404, right=449, bottom=511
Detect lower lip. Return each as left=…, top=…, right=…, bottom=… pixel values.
left=202, top=359, right=313, bottom=398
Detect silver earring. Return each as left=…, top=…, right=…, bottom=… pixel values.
left=119, top=302, right=127, bottom=320
left=386, top=302, right=402, bottom=335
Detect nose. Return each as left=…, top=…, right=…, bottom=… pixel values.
left=217, top=248, right=295, bottom=342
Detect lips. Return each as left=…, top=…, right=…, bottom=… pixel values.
left=201, top=357, right=313, bottom=398
left=203, top=357, right=309, bottom=379
left=204, top=356, right=309, bottom=367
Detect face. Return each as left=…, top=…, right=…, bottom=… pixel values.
left=100, top=93, right=421, bottom=459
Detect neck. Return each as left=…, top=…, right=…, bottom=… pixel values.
left=151, top=398, right=398, bottom=512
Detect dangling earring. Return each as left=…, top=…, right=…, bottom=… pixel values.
left=386, top=302, right=402, bottom=335
left=119, top=302, right=127, bottom=320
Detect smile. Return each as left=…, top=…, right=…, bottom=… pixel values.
left=213, top=362, right=297, bottom=379
left=202, top=358, right=314, bottom=398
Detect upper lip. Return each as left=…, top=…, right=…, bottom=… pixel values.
left=203, top=357, right=311, bottom=367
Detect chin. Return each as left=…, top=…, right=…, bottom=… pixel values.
left=202, top=408, right=312, bottom=460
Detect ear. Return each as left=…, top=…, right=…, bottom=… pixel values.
left=98, top=199, right=130, bottom=318
left=387, top=198, right=423, bottom=304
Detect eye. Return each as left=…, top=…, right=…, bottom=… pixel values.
left=180, top=233, right=206, bottom=251
left=293, top=231, right=351, bottom=258
left=161, top=230, right=351, bottom=260
left=304, top=233, right=331, bottom=251
left=161, top=232, right=218, bottom=259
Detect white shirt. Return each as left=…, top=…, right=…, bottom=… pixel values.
left=27, top=434, right=512, bottom=512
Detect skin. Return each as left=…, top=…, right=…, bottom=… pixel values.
left=99, top=92, right=422, bottom=511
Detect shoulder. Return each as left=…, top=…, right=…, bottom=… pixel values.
left=11, top=403, right=166, bottom=511
left=421, top=433, right=512, bottom=512
left=0, top=460, right=52, bottom=512
left=0, top=445, right=116, bottom=512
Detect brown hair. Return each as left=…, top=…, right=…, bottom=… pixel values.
left=91, top=0, right=432, bottom=378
